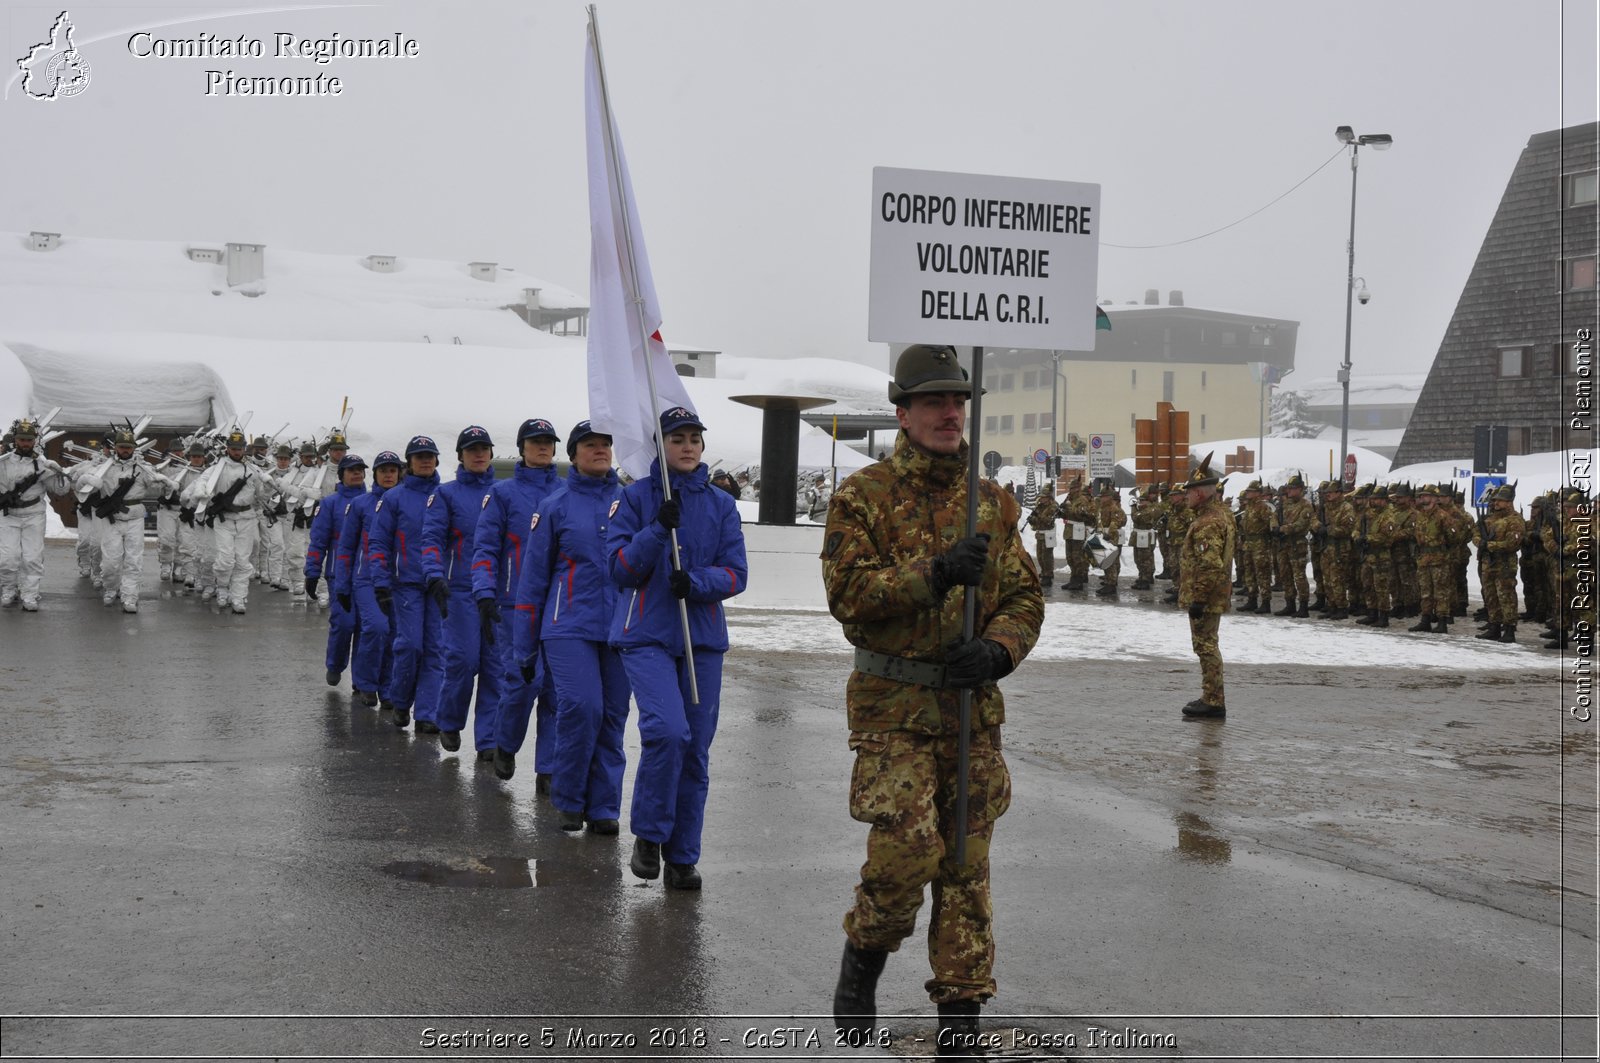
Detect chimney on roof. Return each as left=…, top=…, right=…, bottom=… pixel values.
left=29, top=232, right=60, bottom=251
left=226, top=242, right=265, bottom=287
left=1144, top=288, right=1160, bottom=305
left=469, top=261, right=498, bottom=282
left=1168, top=290, right=1184, bottom=306
left=364, top=254, right=397, bottom=273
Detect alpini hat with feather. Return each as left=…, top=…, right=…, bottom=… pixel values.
left=1185, top=451, right=1219, bottom=489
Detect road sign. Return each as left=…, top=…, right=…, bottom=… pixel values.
left=1033, top=448, right=1050, bottom=465
left=868, top=166, right=1102, bottom=349
left=983, top=449, right=1003, bottom=475
left=1343, top=454, right=1357, bottom=487
left=1471, top=474, right=1506, bottom=510
left=1087, top=433, right=1115, bottom=480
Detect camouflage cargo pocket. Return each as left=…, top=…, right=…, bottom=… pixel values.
left=971, top=742, right=1012, bottom=829
left=847, top=731, right=907, bottom=827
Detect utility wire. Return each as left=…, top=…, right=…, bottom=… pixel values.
left=1103, top=147, right=1347, bottom=250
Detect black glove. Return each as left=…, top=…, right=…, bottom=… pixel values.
left=520, top=652, right=538, bottom=684
left=477, top=597, right=499, bottom=644
left=944, top=637, right=1012, bottom=688
left=374, top=586, right=392, bottom=616
left=1188, top=602, right=1205, bottom=620
left=669, top=569, right=691, bottom=599
left=931, top=534, right=990, bottom=596
left=656, top=497, right=680, bottom=530
left=306, top=577, right=320, bottom=600
left=337, top=592, right=352, bottom=612
left=426, top=577, right=451, bottom=618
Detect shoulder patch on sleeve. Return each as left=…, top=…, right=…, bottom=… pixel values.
left=374, top=499, right=383, bottom=512
left=825, top=530, right=844, bottom=557
left=529, top=513, right=540, bottom=531
left=426, top=494, right=435, bottom=508
left=481, top=493, right=491, bottom=509
left=608, top=500, right=620, bottom=519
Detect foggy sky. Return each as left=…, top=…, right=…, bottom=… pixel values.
left=4, top=0, right=1595, bottom=382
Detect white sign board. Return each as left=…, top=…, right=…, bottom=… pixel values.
left=1061, top=454, right=1088, bottom=472
left=868, top=166, right=1102, bottom=349
left=1088, top=433, right=1116, bottom=480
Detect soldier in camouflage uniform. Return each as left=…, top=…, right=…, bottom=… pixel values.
left=1388, top=483, right=1420, bottom=619
left=1307, top=482, right=1329, bottom=612
left=1408, top=485, right=1463, bottom=634
left=1162, top=485, right=1191, bottom=604
left=1273, top=473, right=1314, bottom=618
left=1320, top=482, right=1354, bottom=620
left=1519, top=492, right=1556, bottom=627
left=1178, top=454, right=1235, bottom=718
left=1025, top=487, right=1060, bottom=591
left=1092, top=483, right=1126, bottom=597
left=1062, top=477, right=1094, bottom=591
left=1347, top=484, right=1371, bottom=616
left=1357, top=485, right=1402, bottom=627
left=1233, top=482, right=1259, bottom=606
left=1129, top=484, right=1160, bottom=589
left=1476, top=483, right=1526, bottom=643
left=1154, top=482, right=1175, bottom=580
left=1240, top=480, right=1273, bottom=613
left=824, top=344, right=1043, bottom=1051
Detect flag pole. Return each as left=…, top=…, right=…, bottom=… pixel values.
left=588, top=5, right=698, bottom=703
left=954, top=344, right=985, bottom=866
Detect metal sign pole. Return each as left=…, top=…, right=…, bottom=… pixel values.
left=954, top=345, right=984, bottom=866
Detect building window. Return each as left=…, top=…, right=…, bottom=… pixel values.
left=1130, top=412, right=1137, bottom=429
left=1506, top=426, right=1533, bottom=456
left=1221, top=330, right=1238, bottom=346
left=675, top=364, right=695, bottom=377
left=1201, top=370, right=1208, bottom=389
left=985, top=415, right=998, bottom=433
left=1039, top=411, right=1054, bottom=430
left=1200, top=413, right=1207, bottom=431
left=1566, top=170, right=1599, bottom=207
left=1163, top=371, right=1175, bottom=402
left=1000, top=374, right=1015, bottom=392
left=984, top=373, right=999, bottom=391
left=1497, top=346, right=1532, bottom=378
left=1022, top=370, right=1038, bottom=389
left=999, top=414, right=1014, bottom=433
left=1023, top=413, right=1037, bottom=432
left=1130, top=369, right=1137, bottom=388
left=1566, top=256, right=1597, bottom=291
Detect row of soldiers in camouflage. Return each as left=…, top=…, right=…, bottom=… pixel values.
left=1023, top=470, right=1593, bottom=652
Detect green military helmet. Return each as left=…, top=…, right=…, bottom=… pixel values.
left=1491, top=483, right=1516, bottom=503
left=251, top=434, right=270, bottom=449
left=111, top=427, right=137, bottom=448
left=1417, top=483, right=1439, bottom=497
left=1563, top=486, right=1589, bottom=506
left=1371, top=484, right=1389, bottom=499
left=299, top=439, right=318, bottom=456
left=14, top=418, right=38, bottom=440
left=887, top=344, right=972, bottom=405
left=225, top=428, right=247, bottom=448
left=188, top=440, right=208, bottom=457
left=1351, top=483, right=1371, bottom=499
left=274, top=443, right=293, bottom=458
left=1284, top=472, right=1306, bottom=490
left=1391, top=482, right=1412, bottom=499
left=326, top=429, right=349, bottom=451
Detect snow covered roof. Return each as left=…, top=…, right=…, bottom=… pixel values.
left=1294, top=373, right=1425, bottom=409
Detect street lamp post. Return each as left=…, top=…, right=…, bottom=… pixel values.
left=1049, top=350, right=1061, bottom=471
left=1335, top=125, right=1392, bottom=482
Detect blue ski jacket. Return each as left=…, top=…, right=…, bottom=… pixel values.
left=305, top=482, right=367, bottom=583
left=470, top=462, right=562, bottom=605
left=422, top=464, right=496, bottom=592
left=513, top=468, right=623, bottom=662
left=607, top=460, right=747, bottom=653
left=334, top=482, right=390, bottom=597
left=367, top=471, right=441, bottom=590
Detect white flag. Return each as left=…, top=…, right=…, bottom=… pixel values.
left=584, top=26, right=695, bottom=480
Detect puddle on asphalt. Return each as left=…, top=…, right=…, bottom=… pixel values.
left=383, top=856, right=536, bottom=888
left=1173, top=811, right=1232, bottom=865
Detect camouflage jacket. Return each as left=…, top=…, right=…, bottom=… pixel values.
left=1131, top=497, right=1161, bottom=530
left=1325, top=499, right=1357, bottom=543
left=1278, top=497, right=1315, bottom=540
left=1482, top=510, right=1526, bottom=555
left=1094, top=495, right=1127, bottom=545
left=1241, top=498, right=1273, bottom=541
left=1166, top=501, right=1194, bottom=545
left=1026, top=492, right=1059, bottom=531
left=821, top=433, right=1043, bottom=735
left=1411, top=507, right=1452, bottom=557
left=1179, top=497, right=1236, bottom=613
left=1366, top=505, right=1402, bottom=551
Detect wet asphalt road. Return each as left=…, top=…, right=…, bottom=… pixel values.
left=1, top=543, right=1595, bottom=1062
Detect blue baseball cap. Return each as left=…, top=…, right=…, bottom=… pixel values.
left=517, top=418, right=560, bottom=445
left=336, top=454, right=367, bottom=473
left=660, top=406, right=706, bottom=435
left=455, top=425, right=493, bottom=452
left=373, top=450, right=403, bottom=469
left=404, top=434, right=440, bottom=459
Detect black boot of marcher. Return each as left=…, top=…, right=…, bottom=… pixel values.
left=935, top=1000, right=984, bottom=1059
left=833, top=942, right=889, bottom=1037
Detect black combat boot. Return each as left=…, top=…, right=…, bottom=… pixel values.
left=1475, top=622, right=1503, bottom=641
left=1243, top=594, right=1259, bottom=612
left=1155, top=568, right=1172, bottom=580
left=833, top=942, right=889, bottom=1037
left=1356, top=608, right=1378, bottom=626
left=1295, top=602, right=1309, bottom=618
left=1327, top=607, right=1349, bottom=620
left=1311, top=594, right=1327, bottom=612
left=935, top=1000, right=984, bottom=1059
left=1274, top=597, right=1297, bottom=617
left=1373, top=610, right=1390, bottom=628
left=1546, top=630, right=1571, bottom=650
left=1433, top=616, right=1450, bottom=634
left=1473, top=606, right=1489, bottom=621
left=1254, top=598, right=1272, bottom=615
left=1499, top=624, right=1516, bottom=643
left=1408, top=613, right=1433, bottom=633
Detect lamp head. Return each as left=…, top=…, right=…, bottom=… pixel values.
left=1335, top=125, right=1355, bottom=144
left=1360, top=133, right=1394, bottom=150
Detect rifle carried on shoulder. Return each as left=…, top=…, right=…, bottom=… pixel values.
left=205, top=472, right=250, bottom=526
left=93, top=472, right=137, bottom=520
left=0, top=466, right=44, bottom=515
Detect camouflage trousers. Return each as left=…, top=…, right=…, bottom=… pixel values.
left=1238, top=540, right=1257, bottom=593
left=1099, top=545, right=1121, bottom=590
left=1276, top=543, right=1310, bottom=603
left=1065, top=541, right=1087, bottom=586
left=1346, top=550, right=1365, bottom=609
left=1158, top=533, right=1174, bottom=575
left=1033, top=535, right=1055, bottom=587
left=1133, top=545, right=1155, bottom=581
left=1252, top=540, right=1274, bottom=600
left=1481, top=552, right=1520, bottom=624
left=1391, top=552, right=1419, bottom=610
left=1310, top=545, right=1324, bottom=600
left=1189, top=611, right=1224, bottom=707
left=1320, top=544, right=1349, bottom=609
left=1521, top=554, right=1550, bottom=620
left=1361, top=549, right=1393, bottom=611
left=1417, top=557, right=1452, bottom=616
left=844, top=727, right=1012, bottom=1004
